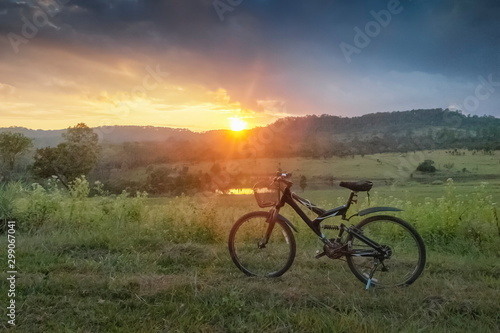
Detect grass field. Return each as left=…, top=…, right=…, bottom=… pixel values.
left=173, top=149, right=500, bottom=181
left=1, top=150, right=499, bottom=332
left=6, top=238, right=500, bottom=332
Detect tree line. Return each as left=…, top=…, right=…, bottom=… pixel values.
left=0, top=123, right=99, bottom=188
left=1, top=109, right=499, bottom=194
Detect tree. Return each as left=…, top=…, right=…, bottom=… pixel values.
left=0, top=132, right=33, bottom=181
left=33, top=123, right=100, bottom=188
left=147, top=166, right=172, bottom=194
left=210, top=162, right=222, bottom=175
left=416, top=160, right=436, bottom=173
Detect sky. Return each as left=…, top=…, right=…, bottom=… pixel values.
left=0, top=0, right=499, bottom=131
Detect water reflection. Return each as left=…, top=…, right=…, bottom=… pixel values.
left=216, top=188, right=253, bottom=195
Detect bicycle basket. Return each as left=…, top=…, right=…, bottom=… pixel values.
left=253, top=181, right=281, bottom=208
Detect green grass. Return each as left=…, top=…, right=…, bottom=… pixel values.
left=1, top=151, right=499, bottom=332
left=5, top=237, right=500, bottom=332
left=168, top=149, right=500, bottom=180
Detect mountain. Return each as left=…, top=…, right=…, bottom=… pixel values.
left=1, top=109, right=499, bottom=156
left=0, top=126, right=198, bottom=147
left=94, top=126, right=198, bottom=144
left=259, top=109, right=500, bottom=157
left=0, top=127, right=66, bottom=147
left=270, top=108, right=500, bottom=139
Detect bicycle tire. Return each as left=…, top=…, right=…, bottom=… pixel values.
left=346, top=215, right=426, bottom=288
left=228, top=211, right=296, bottom=277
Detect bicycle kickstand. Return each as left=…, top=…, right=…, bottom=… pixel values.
left=365, top=261, right=379, bottom=290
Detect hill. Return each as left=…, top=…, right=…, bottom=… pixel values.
left=244, top=109, right=500, bottom=158
left=0, top=126, right=198, bottom=147
left=2, top=108, right=499, bottom=193
left=2, top=108, right=499, bottom=156
left=270, top=108, right=500, bottom=141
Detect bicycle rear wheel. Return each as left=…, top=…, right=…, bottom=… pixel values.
left=228, top=211, right=296, bottom=277
left=346, top=215, right=426, bottom=288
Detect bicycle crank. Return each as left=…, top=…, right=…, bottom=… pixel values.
left=316, top=239, right=347, bottom=259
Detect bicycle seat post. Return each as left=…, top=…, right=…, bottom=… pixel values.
left=351, top=192, right=358, bottom=204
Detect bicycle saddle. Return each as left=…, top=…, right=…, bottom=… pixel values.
left=339, top=181, right=373, bottom=192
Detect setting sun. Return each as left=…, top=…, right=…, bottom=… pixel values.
left=229, top=117, right=248, bottom=131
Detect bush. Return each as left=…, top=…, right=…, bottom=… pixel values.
left=0, top=182, right=23, bottom=221
left=416, top=160, right=436, bottom=173
left=365, top=179, right=499, bottom=254
left=17, top=183, right=62, bottom=230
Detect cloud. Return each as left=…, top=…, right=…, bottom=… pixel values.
left=0, top=0, right=499, bottom=130
left=0, top=83, right=16, bottom=95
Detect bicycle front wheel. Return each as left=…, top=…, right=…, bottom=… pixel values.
left=346, top=215, right=426, bottom=288
left=228, top=211, right=296, bottom=277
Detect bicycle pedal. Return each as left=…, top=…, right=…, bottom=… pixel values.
left=315, top=250, right=326, bottom=259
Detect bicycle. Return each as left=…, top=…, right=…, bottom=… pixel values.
left=228, top=173, right=426, bottom=289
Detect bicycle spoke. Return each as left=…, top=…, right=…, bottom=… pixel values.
left=346, top=215, right=426, bottom=288
left=230, top=174, right=425, bottom=289
left=229, top=212, right=296, bottom=277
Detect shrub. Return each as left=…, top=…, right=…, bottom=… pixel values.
left=0, top=182, right=23, bottom=221
left=366, top=179, right=498, bottom=253
left=16, top=183, right=62, bottom=230
left=416, top=160, right=436, bottom=173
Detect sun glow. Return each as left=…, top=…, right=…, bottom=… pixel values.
left=229, top=117, right=248, bottom=131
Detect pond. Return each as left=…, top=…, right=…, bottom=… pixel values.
left=215, top=188, right=253, bottom=195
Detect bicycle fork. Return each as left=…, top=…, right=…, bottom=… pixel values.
left=259, top=207, right=280, bottom=248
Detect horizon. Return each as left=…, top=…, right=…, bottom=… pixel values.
left=1, top=108, right=499, bottom=132
left=1, top=1, right=499, bottom=131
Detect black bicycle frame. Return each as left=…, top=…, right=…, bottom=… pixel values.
left=270, top=185, right=387, bottom=256
left=274, top=187, right=350, bottom=236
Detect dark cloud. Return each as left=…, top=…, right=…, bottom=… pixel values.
left=1, top=0, right=499, bottom=121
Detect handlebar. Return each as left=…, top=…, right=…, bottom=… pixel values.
left=272, top=172, right=293, bottom=188
left=276, top=171, right=292, bottom=178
